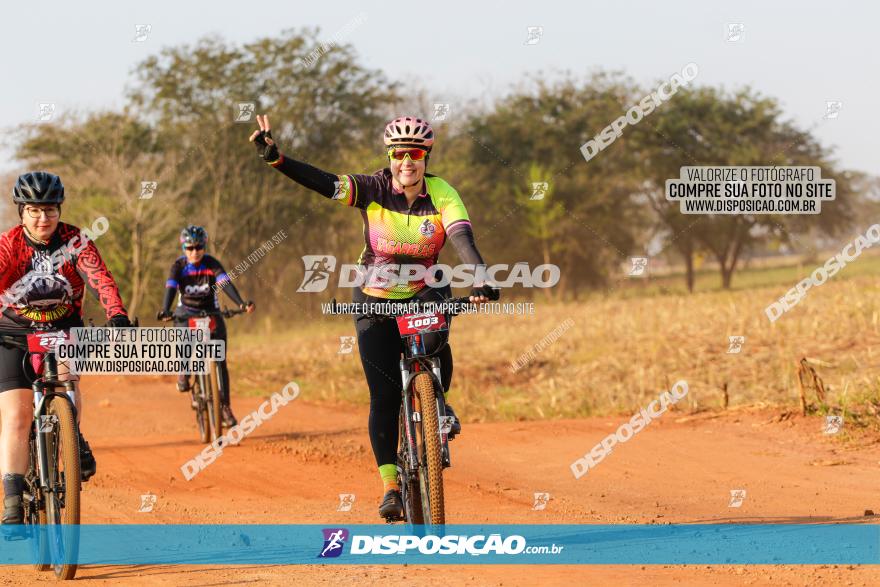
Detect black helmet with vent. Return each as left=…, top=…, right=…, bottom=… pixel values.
left=12, top=172, right=65, bottom=205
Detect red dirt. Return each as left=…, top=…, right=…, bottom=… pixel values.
left=3, top=374, right=880, bottom=585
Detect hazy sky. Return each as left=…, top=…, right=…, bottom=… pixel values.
left=1, top=0, right=877, bottom=174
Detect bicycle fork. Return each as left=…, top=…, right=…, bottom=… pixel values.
left=399, top=358, right=452, bottom=472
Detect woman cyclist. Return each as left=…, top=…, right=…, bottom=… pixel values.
left=157, top=225, right=255, bottom=427
left=249, top=115, right=498, bottom=518
left=0, top=172, right=131, bottom=526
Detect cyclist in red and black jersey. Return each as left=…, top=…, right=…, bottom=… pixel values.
left=250, top=115, right=499, bottom=519
left=0, top=172, right=131, bottom=526
left=157, top=225, right=254, bottom=426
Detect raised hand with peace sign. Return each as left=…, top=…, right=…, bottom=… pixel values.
left=248, top=114, right=280, bottom=164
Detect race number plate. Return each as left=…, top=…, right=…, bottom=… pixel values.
left=396, top=311, right=448, bottom=335
left=188, top=316, right=216, bottom=333
left=26, top=331, right=69, bottom=353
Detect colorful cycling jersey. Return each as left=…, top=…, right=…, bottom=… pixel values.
left=0, top=223, right=127, bottom=329
left=165, top=255, right=244, bottom=311
left=332, top=169, right=472, bottom=299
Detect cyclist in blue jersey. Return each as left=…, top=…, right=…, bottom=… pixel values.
left=157, top=225, right=254, bottom=426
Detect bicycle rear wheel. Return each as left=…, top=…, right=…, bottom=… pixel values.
left=45, top=396, right=81, bottom=580
left=413, top=372, right=445, bottom=527
left=33, top=508, right=50, bottom=570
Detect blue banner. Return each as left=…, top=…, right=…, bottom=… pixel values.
left=1, top=524, right=877, bottom=565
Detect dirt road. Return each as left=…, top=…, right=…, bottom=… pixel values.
left=3, top=375, right=880, bottom=585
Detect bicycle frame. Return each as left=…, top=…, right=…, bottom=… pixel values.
left=187, top=315, right=221, bottom=442
left=30, top=349, right=78, bottom=500
left=0, top=331, right=79, bottom=502
left=329, top=294, right=475, bottom=525
left=171, top=308, right=242, bottom=443
left=0, top=328, right=82, bottom=577
left=188, top=315, right=217, bottom=378
left=392, top=300, right=471, bottom=525
left=399, top=354, right=451, bottom=476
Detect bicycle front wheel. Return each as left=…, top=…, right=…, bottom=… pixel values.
left=207, top=362, right=223, bottom=441
left=26, top=433, right=50, bottom=572
left=398, top=410, right=424, bottom=526
left=193, top=378, right=210, bottom=444
left=44, top=396, right=81, bottom=580
left=414, top=372, right=445, bottom=527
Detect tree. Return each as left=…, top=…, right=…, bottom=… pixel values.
left=17, top=112, right=200, bottom=317
left=639, top=87, right=854, bottom=289
left=517, top=163, right=567, bottom=299
left=443, top=73, right=651, bottom=296
left=126, top=29, right=402, bottom=317
left=15, top=29, right=404, bottom=320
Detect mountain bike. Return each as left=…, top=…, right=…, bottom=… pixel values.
left=160, top=308, right=244, bottom=443
left=0, top=328, right=81, bottom=580
left=335, top=296, right=472, bottom=530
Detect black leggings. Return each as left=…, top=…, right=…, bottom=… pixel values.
left=0, top=318, right=83, bottom=393
left=173, top=310, right=231, bottom=406
left=353, top=287, right=453, bottom=467
left=0, top=343, right=34, bottom=393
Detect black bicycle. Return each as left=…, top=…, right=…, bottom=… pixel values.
left=0, top=328, right=81, bottom=580
left=159, top=308, right=244, bottom=443
left=334, top=296, right=473, bottom=530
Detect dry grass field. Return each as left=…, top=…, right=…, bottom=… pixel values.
left=224, top=251, right=880, bottom=434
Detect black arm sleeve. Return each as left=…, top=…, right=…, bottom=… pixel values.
left=271, top=154, right=339, bottom=198
left=219, top=280, right=246, bottom=307
left=447, top=225, right=486, bottom=267
left=211, top=259, right=246, bottom=307
left=162, top=261, right=179, bottom=314
left=162, top=287, right=176, bottom=314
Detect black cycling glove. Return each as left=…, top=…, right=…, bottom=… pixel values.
left=252, top=130, right=280, bottom=164
left=471, top=283, right=500, bottom=301
left=107, top=314, right=133, bottom=328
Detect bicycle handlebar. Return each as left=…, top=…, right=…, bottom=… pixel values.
left=157, top=307, right=246, bottom=322
left=200, top=308, right=247, bottom=318
left=329, top=295, right=478, bottom=318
